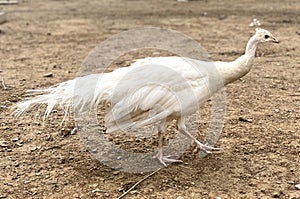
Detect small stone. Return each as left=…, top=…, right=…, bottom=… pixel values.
left=0, top=194, right=7, bottom=198
left=44, top=134, right=52, bottom=141
left=287, top=180, right=294, bottom=184
left=238, top=117, right=253, bottom=123
left=43, top=72, right=53, bottom=77
left=92, top=188, right=100, bottom=193
left=218, top=15, right=227, bottom=20
left=295, top=184, right=300, bottom=190
left=274, top=109, right=280, bottom=113
left=177, top=196, right=184, bottom=199
left=11, top=138, right=18, bottom=142
left=89, top=183, right=98, bottom=189
left=0, top=1, right=18, bottom=5
left=30, top=146, right=40, bottom=151
left=113, top=171, right=120, bottom=175
left=0, top=141, right=9, bottom=147
left=272, top=192, right=280, bottom=198
left=16, top=143, right=23, bottom=147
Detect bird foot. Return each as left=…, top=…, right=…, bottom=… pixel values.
left=153, top=152, right=182, bottom=167
left=193, top=140, right=221, bottom=154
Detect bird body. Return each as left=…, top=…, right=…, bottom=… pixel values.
left=13, top=28, right=279, bottom=166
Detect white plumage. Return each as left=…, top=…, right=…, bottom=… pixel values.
left=13, top=28, right=278, bottom=166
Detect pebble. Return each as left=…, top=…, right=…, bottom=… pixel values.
left=218, top=15, right=227, bottom=20
left=0, top=1, right=18, bottom=5
left=16, top=142, right=23, bottom=147
left=44, top=134, right=52, bottom=141
left=238, top=117, right=253, bottom=123
left=91, top=188, right=100, bottom=193
left=0, top=141, right=9, bottom=147
left=272, top=192, right=280, bottom=198
left=43, top=72, right=53, bottom=77
left=274, top=109, right=280, bottom=113
left=176, top=196, right=184, bottom=199
left=295, top=184, right=300, bottom=190
left=11, top=138, right=19, bottom=142
left=287, top=180, right=294, bottom=184
left=24, top=180, right=30, bottom=184
left=113, top=171, right=120, bottom=175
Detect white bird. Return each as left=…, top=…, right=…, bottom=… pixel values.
left=13, top=28, right=278, bottom=166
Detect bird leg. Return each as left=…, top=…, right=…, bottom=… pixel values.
left=178, top=120, right=221, bottom=153
left=153, top=126, right=182, bottom=166
left=180, top=129, right=221, bottom=153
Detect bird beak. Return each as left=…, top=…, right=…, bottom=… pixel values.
left=272, top=36, right=279, bottom=43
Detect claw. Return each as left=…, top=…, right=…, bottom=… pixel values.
left=154, top=151, right=182, bottom=166
left=193, top=140, right=221, bottom=154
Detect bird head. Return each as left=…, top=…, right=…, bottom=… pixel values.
left=255, top=28, right=279, bottom=43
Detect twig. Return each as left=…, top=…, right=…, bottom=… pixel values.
left=117, top=168, right=161, bottom=199
left=1, top=78, right=7, bottom=90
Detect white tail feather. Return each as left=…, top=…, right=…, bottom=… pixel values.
left=12, top=73, right=112, bottom=119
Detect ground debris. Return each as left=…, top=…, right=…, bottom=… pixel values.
left=238, top=117, right=253, bottom=123
left=0, top=140, right=9, bottom=147
left=0, top=0, right=18, bottom=5
left=43, top=72, right=53, bottom=77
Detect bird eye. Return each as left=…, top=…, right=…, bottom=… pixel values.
left=264, top=35, right=270, bottom=39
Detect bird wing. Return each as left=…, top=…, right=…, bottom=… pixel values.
left=104, top=56, right=211, bottom=133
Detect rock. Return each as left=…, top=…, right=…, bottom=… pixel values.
left=176, top=196, right=184, bottom=199
left=0, top=1, right=18, bottom=5
left=272, top=192, right=280, bottom=198
left=274, top=109, right=280, bottom=113
left=91, top=188, right=100, bottom=193
left=11, top=137, right=18, bottom=142
left=238, top=117, right=253, bottom=123
left=43, top=72, right=53, bottom=77
left=287, top=180, right=294, bottom=184
left=44, top=134, right=52, bottom=141
left=24, top=180, right=30, bottom=184
left=113, top=171, right=120, bottom=175
left=0, top=141, right=9, bottom=147
left=16, top=142, right=23, bottom=147
left=89, top=183, right=98, bottom=189
left=218, top=15, right=227, bottom=20
left=295, top=184, right=300, bottom=190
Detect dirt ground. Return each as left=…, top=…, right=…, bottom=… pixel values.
left=0, top=0, right=299, bottom=198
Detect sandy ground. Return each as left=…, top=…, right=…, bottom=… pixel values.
left=0, top=0, right=299, bottom=198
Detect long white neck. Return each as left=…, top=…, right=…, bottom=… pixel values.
left=216, top=34, right=260, bottom=85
